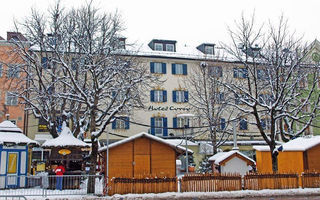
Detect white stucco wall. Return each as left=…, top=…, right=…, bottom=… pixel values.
left=220, top=156, right=249, bottom=176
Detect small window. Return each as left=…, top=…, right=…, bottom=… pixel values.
left=7, top=65, right=20, bottom=78
left=261, top=118, right=271, bottom=130
left=209, top=66, right=222, bottom=77
left=175, top=64, right=183, bottom=74
left=239, top=118, right=248, bottom=130
left=154, top=117, right=164, bottom=136
left=172, top=64, right=187, bottom=75
left=233, top=68, right=248, bottom=78
left=204, top=46, right=214, bottom=55
left=219, top=118, right=226, bottom=130
left=6, top=92, right=18, bottom=106
left=0, top=64, right=3, bottom=77
left=154, top=43, right=163, bottom=51
left=151, top=90, right=167, bottom=102
left=216, top=92, right=225, bottom=104
left=150, top=62, right=166, bottom=74
left=166, top=44, right=174, bottom=52
left=173, top=90, right=188, bottom=103
left=112, top=117, right=130, bottom=130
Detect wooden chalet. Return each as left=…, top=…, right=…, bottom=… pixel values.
left=253, top=136, right=320, bottom=173
left=99, top=132, right=189, bottom=179
left=208, top=150, right=255, bottom=176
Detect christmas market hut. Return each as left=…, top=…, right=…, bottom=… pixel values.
left=99, top=132, right=190, bottom=180
left=253, top=136, right=320, bottom=174
left=42, top=126, right=90, bottom=177
left=0, top=120, right=38, bottom=188
left=208, top=150, right=255, bottom=176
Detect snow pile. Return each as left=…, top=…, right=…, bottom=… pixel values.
left=0, top=120, right=38, bottom=145
left=42, top=126, right=90, bottom=147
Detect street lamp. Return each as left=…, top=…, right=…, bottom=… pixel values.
left=177, top=113, right=195, bottom=173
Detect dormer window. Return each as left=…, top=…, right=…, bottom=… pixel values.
left=197, top=43, right=215, bottom=55
left=205, top=46, right=214, bottom=55
left=154, top=43, right=163, bottom=51
left=166, top=44, right=174, bottom=52
left=148, top=39, right=177, bottom=52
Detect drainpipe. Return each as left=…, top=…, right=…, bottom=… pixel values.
left=232, top=120, right=239, bottom=151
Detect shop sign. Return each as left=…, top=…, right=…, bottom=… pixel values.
left=58, top=149, right=71, bottom=155
left=148, top=106, right=190, bottom=111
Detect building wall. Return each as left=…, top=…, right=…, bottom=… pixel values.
left=0, top=42, right=25, bottom=131
left=306, top=144, right=320, bottom=171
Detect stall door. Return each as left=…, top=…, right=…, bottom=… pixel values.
left=134, top=155, right=150, bottom=178
left=6, top=152, right=18, bottom=188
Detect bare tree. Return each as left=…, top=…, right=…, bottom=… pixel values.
left=187, top=61, right=235, bottom=154
left=223, top=14, right=320, bottom=172
left=13, top=1, right=156, bottom=192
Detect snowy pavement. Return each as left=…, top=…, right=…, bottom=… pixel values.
left=23, top=188, right=320, bottom=200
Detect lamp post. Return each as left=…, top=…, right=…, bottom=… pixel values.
left=177, top=113, right=194, bottom=174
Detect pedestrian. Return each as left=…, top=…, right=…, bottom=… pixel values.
left=54, top=162, right=65, bottom=190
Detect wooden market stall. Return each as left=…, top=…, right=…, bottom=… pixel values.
left=99, top=132, right=189, bottom=180
left=209, top=150, right=255, bottom=176
left=0, top=120, right=38, bottom=188
left=41, top=126, right=90, bottom=189
left=253, top=136, right=320, bottom=174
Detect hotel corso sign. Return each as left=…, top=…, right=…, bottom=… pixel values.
left=148, top=105, right=190, bottom=111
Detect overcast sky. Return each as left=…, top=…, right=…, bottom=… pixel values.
left=0, top=0, right=319, bottom=47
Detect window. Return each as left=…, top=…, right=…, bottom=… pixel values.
left=172, top=64, right=187, bottom=75
left=150, top=62, right=166, bottom=74
left=173, top=117, right=189, bottom=128
left=151, top=117, right=168, bottom=136
left=216, top=92, right=225, bottom=104
left=209, top=66, right=223, bottom=77
left=112, top=117, right=130, bottom=130
left=204, top=46, right=214, bottom=55
left=150, top=90, right=167, bottom=102
left=258, top=94, right=273, bottom=105
left=257, top=69, right=268, bottom=80
left=261, top=118, right=271, bottom=130
left=154, top=43, right=163, bottom=51
left=235, top=93, right=249, bottom=105
left=71, top=58, right=77, bottom=70
left=0, top=64, right=2, bottom=77
left=172, top=90, right=188, bottom=103
left=166, top=44, right=174, bottom=52
left=41, top=57, right=48, bottom=69
left=233, top=68, right=248, bottom=78
left=7, top=65, right=20, bottom=78
left=239, top=118, right=248, bottom=130
left=6, top=92, right=18, bottom=106
left=219, top=118, right=226, bottom=130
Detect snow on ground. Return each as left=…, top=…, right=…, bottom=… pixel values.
left=22, top=188, right=320, bottom=200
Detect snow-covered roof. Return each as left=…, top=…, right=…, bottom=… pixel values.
left=253, top=136, right=320, bottom=152
left=99, top=132, right=191, bottom=154
left=165, top=139, right=198, bottom=146
left=42, top=127, right=90, bottom=148
left=208, top=150, right=255, bottom=165
left=0, top=120, right=38, bottom=145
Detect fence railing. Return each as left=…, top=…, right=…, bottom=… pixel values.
left=0, top=174, right=104, bottom=197
left=109, top=177, right=177, bottom=196
left=244, top=173, right=299, bottom=190
left=180, top=173, right=242, bottom=192
left=301, top=171, right=320, bottom=188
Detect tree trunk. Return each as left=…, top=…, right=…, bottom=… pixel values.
left=270, top=148, right=278, bottom=173
left=87, top=139, right=98, bottom=194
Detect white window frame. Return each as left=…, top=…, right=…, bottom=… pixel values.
left=154, top=62, right=162, bottom=73
left=6, top=92, right=18, bottom=106
left=176, top=90, right=185, bottom=102
left=177, top=117, right=188, bottom=128
left=154, top=90, right=163, bottom=102
left=261, top=118, right=271, bottom=130
left=154, top=43, right=163, bottom=51
left=204, top=46, right=214, bottom=54
left=175, top=64, right=183, bottom=75
left=166, top=44, right=174, bottom=52
left=154, top=117, right=163, bottom=136
left=116, top=118, right=126, bottom=129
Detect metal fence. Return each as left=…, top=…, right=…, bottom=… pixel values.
left=0, top=174, right=104, bottom=197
